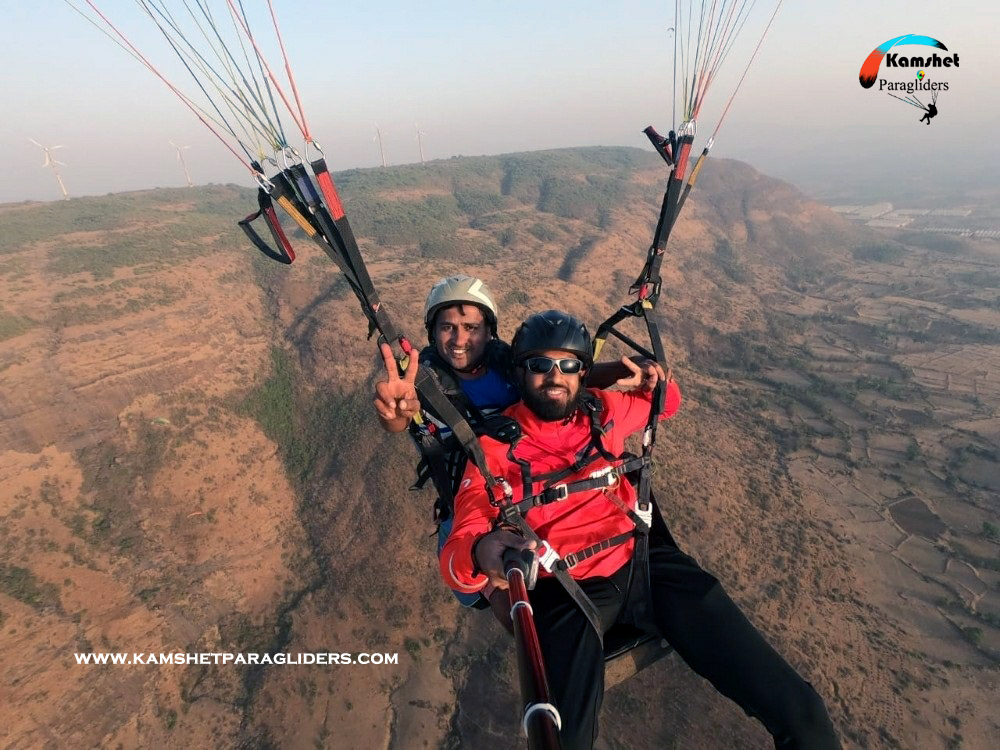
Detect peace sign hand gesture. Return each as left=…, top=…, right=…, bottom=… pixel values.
left=373, top=342, right=420, bottom=433
left=615, top=356, right=670, bottom=392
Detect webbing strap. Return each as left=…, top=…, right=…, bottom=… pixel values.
left=267, top=169, right=374, bottom=328
left=680, top=147, right=710, bottom=205
left=510, top=456, right=648, bottom=514
left=634, top=313, right=666, bottom=517
left=514, top=446, right=602, bottom=490
left=301, top=158, right=402, bottom=345
left=238, top=187, right=295, bottom=264
left=268, top=170, right=323, bottom=238
left=625, top=531, right=655, bottom=632
left=628, top=133, right=695, bottom=301
left=561, top=532, right=634, bottom=570
left=310, top=157, right=346, bottom=219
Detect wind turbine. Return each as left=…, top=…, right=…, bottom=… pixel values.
left=169, top=141, right=193, bottom=187
left=28, top=138, right=69, bottom=200
left=373, top=122, right=388, bottom=167
left=415, top=122, right=428, bottom=164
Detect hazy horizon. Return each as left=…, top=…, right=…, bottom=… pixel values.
left=4, top=1, right=996, bottom=205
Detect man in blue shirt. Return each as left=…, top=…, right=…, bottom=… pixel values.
left=374, top=274, right=517, bottom=433
left=374, top=275, right=518, bottom=606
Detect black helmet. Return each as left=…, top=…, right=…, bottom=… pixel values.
left=511, top=310, right=592, bottom=368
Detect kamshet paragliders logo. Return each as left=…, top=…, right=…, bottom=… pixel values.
left=859, top=34, right=958, bottom=125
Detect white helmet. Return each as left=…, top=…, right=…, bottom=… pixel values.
left=424, top=275, right=498, bottom=339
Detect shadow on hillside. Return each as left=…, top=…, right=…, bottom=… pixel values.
left=286, top=277, right=351, bottom=372
left=558, top=236, right=599, bottom=282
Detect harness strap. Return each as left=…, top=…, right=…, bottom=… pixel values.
left=583, top=397, right=618, bottom=463
left=518, top=446, right=604, bottom=487
left=410, top=433, right=460, bottom=522
left=508, top=392, right=611, bottom=500
left=304, top=158, right=402, bottom=344
left=510, top=456, right=648, bottom=513
left=409, top=455, right=433, bottom=491
left=591, top=308, right=667, bottom=532
left=560, top=531, right=635, bottom=570
left=634, top=313, right=666, bottom=521
left=625, top=530, right=656, bottom=632
left=629, top=133, right=695, bottom=301
left=266, top=169, right=383, bottom=339
left=408, top=351, right=524, bottom=534
left=288, top=162, right=350, bottom=266
left=238, top=187, right=296, bottom=265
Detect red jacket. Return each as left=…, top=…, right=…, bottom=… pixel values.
left=440, top=382, right=682, bottom=594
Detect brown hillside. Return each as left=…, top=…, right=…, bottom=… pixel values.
left=1, top=150, right=997, bottom=749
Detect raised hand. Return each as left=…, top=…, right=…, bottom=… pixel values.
left=373, top=342, right=419, bottom=428
left=615, top=356, right=668, bottom=392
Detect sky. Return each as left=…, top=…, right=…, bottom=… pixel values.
left=2, top=1, right=997, bottom=204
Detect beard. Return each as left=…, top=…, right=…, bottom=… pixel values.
left=521, top=382, right=582, bottom=421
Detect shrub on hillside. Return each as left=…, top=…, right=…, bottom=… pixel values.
left=714, top=238, right=749, bottom=283
left=852, top=242, right=907, bottom=263
left=528, top=222, right=559, bottom=242
left=454, top=188, right=505, bottom=218
left=418, top=233, right=461, bottom=259
left=0, top=312, right=35, bottom=341
left=904, top=232, right=969, bottom=255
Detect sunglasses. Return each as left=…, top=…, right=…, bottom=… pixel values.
left=522, top=356, right=585, bottom=375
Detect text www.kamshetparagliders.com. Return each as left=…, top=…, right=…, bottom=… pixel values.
left=74, top=652, right=399, bottom=666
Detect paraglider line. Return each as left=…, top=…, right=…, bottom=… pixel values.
left=886, top=92, right=925, bottom=110
left=75, top=0, right=256, bottom=172
left=223, top=0, right=308, bottom=140
left=266, top=0, right=312, bottom=143
left=712, top=0, right=782, bottom=137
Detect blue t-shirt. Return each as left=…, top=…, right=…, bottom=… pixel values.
left=458, top=368, right=519, bottom=413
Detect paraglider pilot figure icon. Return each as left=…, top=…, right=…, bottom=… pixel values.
left=885, top=88, right=940, bottom=125
left=919, top=98, right=938, bottom=124
left=888, top=89, right=940, bottom=125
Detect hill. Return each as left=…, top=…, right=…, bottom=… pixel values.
left=1, top=147, right=998, bottom=749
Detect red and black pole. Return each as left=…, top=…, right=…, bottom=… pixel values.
left=503, top=548, right=562, bottom=750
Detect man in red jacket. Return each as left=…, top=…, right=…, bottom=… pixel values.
left=440, top=310, right=841, bottom=750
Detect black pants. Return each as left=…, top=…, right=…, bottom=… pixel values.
left=528, top=543, right=841, bottom=750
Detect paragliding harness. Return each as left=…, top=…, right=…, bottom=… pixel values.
left=474, top=122, right=707, bottom=660
left=407, top=340, right=517, bottom=529
left=482, top=391, right=668, bottom=648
